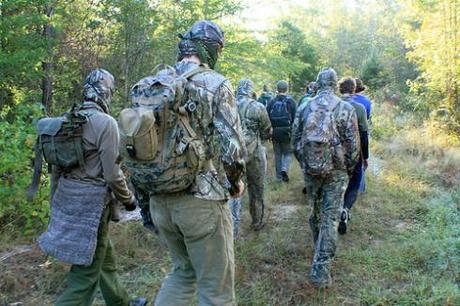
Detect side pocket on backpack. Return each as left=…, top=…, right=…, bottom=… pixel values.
left=186, top=138, right=206, bottom=171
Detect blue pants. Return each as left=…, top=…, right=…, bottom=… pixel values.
left=344, top=159, right=363, bottom=210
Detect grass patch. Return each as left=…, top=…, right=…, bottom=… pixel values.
left=1, top=106, right=459, bottom=305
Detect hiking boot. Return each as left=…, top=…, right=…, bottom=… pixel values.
left=281, top=171, right=289, bottom=182
left=338, top=208, right=348, bottom=235
left=129, top=297, right=148, bottom=306
left=110, top=200, right=122, bottom=222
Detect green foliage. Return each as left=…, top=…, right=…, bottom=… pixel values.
left=269, top=21, right=319, bottom=92
left=0, top=102, right=50, bottom=236
left=399, top=0, right=460, bottom=128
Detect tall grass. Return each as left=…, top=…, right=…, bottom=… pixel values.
left=1, top=102, right=459, bottom=305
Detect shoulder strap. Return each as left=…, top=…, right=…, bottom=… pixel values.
left=27, top=139, right=43, bottom=202
left=178, top=67, right=223, bottom=140
left=242, top=99, right=255, bottom=120
left=182, top=66, right=210, bottom=80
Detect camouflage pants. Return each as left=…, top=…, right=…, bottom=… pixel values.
left=304, top=171, right=348, bottom=284
left=150, top=194, right=235, bottom=306
left=228, top=146, right=267, bottom=236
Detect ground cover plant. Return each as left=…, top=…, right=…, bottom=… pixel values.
left=1, top=104, right=459, bottom=305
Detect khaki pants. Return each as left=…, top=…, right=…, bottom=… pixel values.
left=150, top=194, right=235, bottom=306
left=55, top=205, right=129, bottom=306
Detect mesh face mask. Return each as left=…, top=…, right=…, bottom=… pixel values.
left=177, top=20, right=224, bottom=69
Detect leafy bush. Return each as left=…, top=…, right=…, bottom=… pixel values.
left=0, top=102, right=50, bottom=236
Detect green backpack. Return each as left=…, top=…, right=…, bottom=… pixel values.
left=28, top=106, right=87, bottom=200
left=119, top=65, right=208, bottom=194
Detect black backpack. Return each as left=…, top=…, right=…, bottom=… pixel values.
left=269, top=96, right=292, bottom=140
left=269, top=96, right=291, bottom=127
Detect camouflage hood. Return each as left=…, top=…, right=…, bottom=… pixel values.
left=82, top=69, right=114, bottom=113
left=236, top=79, right=254, bottom=97
left=178, top=20, right=224, bottom=69
left=316, top=68, right=338, bottom=93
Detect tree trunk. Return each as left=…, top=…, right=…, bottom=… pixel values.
left=41, top=2, right=54, bottom=115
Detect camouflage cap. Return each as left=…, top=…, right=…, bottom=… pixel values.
left=83, top=69, right=115, bottom=112
left=316, top=68, right=338, bottom=90
left=181, top=20, right=224, bottom=48
left=237, top=79, right=254, bottom=97
left=276, top=80, right=289, bottom=93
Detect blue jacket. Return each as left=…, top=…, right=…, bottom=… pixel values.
left=352, top=94, right=372, bottom=120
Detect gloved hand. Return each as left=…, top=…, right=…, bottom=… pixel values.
left=124, top=197, right=138, bottom=211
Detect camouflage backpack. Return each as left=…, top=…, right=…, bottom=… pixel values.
left=28, top=106, right=88, bottom=200
left=301, top=96, right=345, bottom=176
left=238, top=100, right=260, bottom=156
left=119, top=65, right=208, bottom=194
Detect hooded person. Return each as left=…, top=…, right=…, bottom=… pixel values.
left=228, top=79, right=272, bottom=237
left=292, top=68, right=360, bottom=287
left=146, top=20, right=246, bottom=306
left=40, top=69, right=147, bottom=306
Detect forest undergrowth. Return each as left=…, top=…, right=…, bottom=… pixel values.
left=1, top=103, right=459, bottom=305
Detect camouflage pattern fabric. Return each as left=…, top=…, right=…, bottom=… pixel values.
left=149, top=60, right=242, bottom=305
left=230, top=79, right=271, bottom=231
left=293, top=89, right=360, bottom=174
left=141, top=60, right=245, bottom=201
left=178, top=20, right=224, bottom=69
left=82, top=69, right=114, bottom=114
left=237, top=79, right=271, bottom=155
left=292, top=96, right=312, bottom=166
left=292, top=68, right=359, bottom=286
left=305, top=170, right=348, bottom=286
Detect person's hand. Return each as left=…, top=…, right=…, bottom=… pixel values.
left=230, top=180, right=245, bottom=199
left=363, top=159, right=368, bottom=170
left=124, top=197, right=138, bottom=211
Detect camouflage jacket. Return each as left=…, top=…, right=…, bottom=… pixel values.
left=176, top=61, right=246, bottom=200
left=237, top=95, right=272, bottom=158
left=292, top=95, right=313, bottom=148
left=292, top=89, right=360, bottom=173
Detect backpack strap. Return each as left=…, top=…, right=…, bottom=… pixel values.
left=176, top=66, right=210, bottom=139
left=241, top=99, right=254, bottom=122
left=182, top=66, right=210, bottom=80
left=27, top=138, right=44, bottom=201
